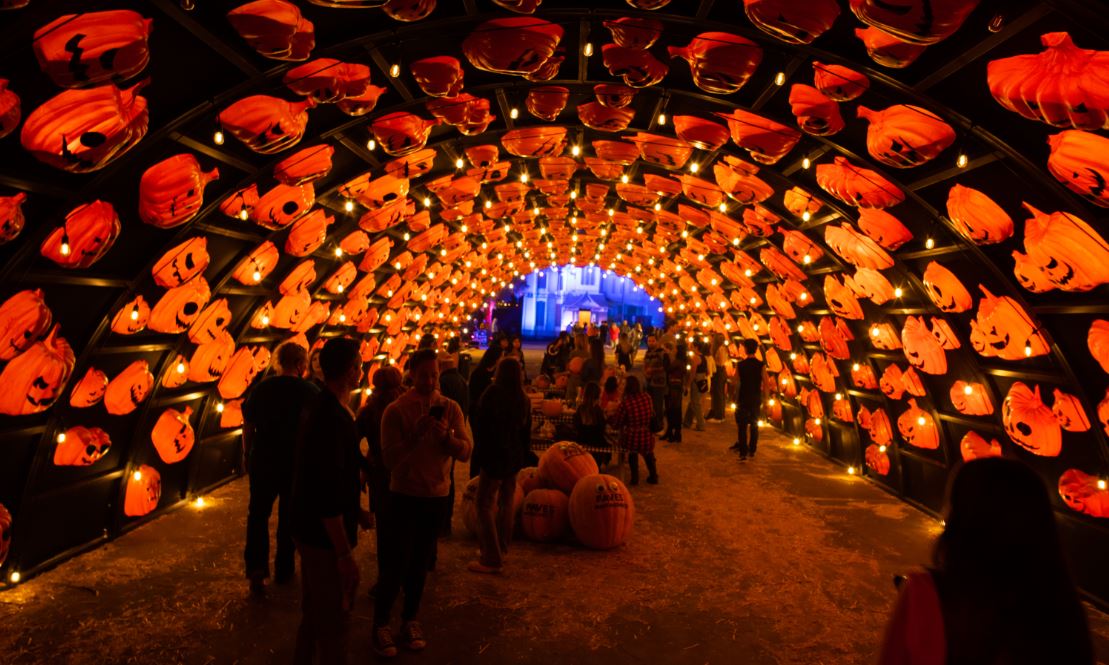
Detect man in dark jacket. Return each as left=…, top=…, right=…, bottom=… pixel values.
left=241, top=342, right=318, bottom=594
left=733, top=338, right=770, bottom=461
left=642, top=334, right=668, bottom=433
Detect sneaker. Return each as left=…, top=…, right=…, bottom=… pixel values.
left=728, top=443, right=740, bottom=451
left=401, top=621, right=427, bottom=651
left=739, top=454, right=747, bottom=461
left=373, top=626, right=399, bottom=658
left=646, top=475, right=659, bottom=485
left=467, top=561, right=502, bottom=575
left=248, top=577, right=266, bottom=597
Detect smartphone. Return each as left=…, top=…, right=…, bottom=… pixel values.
left=429, top=405, right=446, bottom=420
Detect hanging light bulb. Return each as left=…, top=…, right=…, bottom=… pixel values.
left=774, top=71, right=786, bottom=86
left=689, top=162, right=699, bottom=173
left=802, top=211, right=811, bottom=222
left=718, top=202, right=727, bottom=213
left=389, top=63, right=401, bottom=78
left=423, top=196, right=432, bottom=207
left=583, top=42, right=594, bottom=57
left=455, top=157, right=464, bottom=169
left=571, top=144, right=581, bottom=157
left=620, top=173, right=629, bottom=184
left=657, top=112, right=666, bottom=125
left=802, top=157, right=811, bottom=170
left=213, top=129, right=225, bottom=145
left=925, top=237, right=935, bottom=249
left=520, top=172, right=529, bottom=183
left=60, top=241, right=71, bottom=256
left=252, top=269, right=262, bottom=282
left=510, top=107, right=519, bottom=120
left=238, top=208, right=249, bottom=221
left=988, top=14, right=1005, bottom=32
left=56, top=431, right=66, bottom=444
left=344, top=199, right=354, bottom=212
left=894, top=287, right=903, bottom=298
left=367, top=138, right=377, bottom=151
left=956, top=153, right=969, bottom=168
left=176, top=360, right=186, bottom=374
left=334, top=247, right=343, bottom=257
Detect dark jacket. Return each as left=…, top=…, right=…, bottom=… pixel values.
left=440, top=367, right=469, bottom=417
left=292, top=390, right=361, bottom=550
left=472, top=383, right=531, bottom=479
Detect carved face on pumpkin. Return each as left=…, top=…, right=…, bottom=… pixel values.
left=188, top=299, right=232, bottom=344
left=123, top=465, right=161, bottom=517
left=0, top=289, right=53, bottom=362
left=371, top=112, right=438, bottom=157
left=668, top=32, right=762, bottom=94
left=0, top=325, right=75, bottom=416
left=285, top=209, right=333, bottom=257
left=70, top=366, right=109, bottom=407
left=217, top=95, right=314, bottom=155
left=152, top=237, right=209, bottom=289
left=150, top=277, right=211, bottom=334
left=152, top=406, right=195, bottom=464
left=1002, top=382, right=1061, bottom=457
left=0, top=191, right=27, bottom=244
left=53, top=426, right=112, bottom=466
left=189, top=331, right=235, bottom=382
left=1058, top=469, right=1109, bottom=518
left=111, top=295, right=150, bottom=335
left=254, top=182, right=315, bottom=231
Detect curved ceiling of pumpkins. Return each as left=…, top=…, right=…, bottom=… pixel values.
left=1, top=0, right=1108, bottom=589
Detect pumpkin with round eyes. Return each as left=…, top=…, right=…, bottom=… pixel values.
left=189, top=331, right=235, bottom=383
left=789, top=84, right=845, bottom=136
left=152, top=406, right=195, bottom=464
left=33, top=9, right=152, bottom=87
left=274, top=144, right=334, bottom=186
left=161, top=355, right=189, bottom=389
left=284, top=58, right=371, bottom=103
left=1058, top=469, right=1109, bottom=519
left=1021, top=203, right=1109, bottom=292
left=232, top=241, right=280, bottom=286
left=988, top=33, right=1109, bottom=131
left=53, top=426, right=112, bottom=466
left=668, top=32, right=761, bottom=95
left=569, top=473, right=634, bottom=550
left=111, top=295, right=150, bottom=335
left=951, top=380, right=993, bottom=416
left=271, top=290, right=312, bottom=330
left=123, top=465, right=161, bottom=517
left=0, top=191, right=27, bottom=245
left=138, top=154, right=219, bottom=228
left=714, top=109, right=800, bottom=165
left=1051, top=389, right=1090, bottom=432
left=0, top=325, right=75, bottom=416
left=812, top=61, right=870, bottom=101
left=187, top=299, right=232, bottom=345
left=40, top=200, right=121, bottom=269
left=254, top=182, right=315, bottom=231
left=0, top=79, right=20, bottom=140
left=0, top=289, right=52, bottom=362
left=383, top=0, right=436, bottom=21
left=816, top=157, right=905, bottom=209
left=70, top=366, right=109, bottom=407
left=865, top=444, right=891, bottom=476
left=227, top=0, right=314, bottom=61
left=152, top=237, right=209, bottom=289
left=946, top=184, right=1013, bottom=244
left=104, top=359, right=154, bottom=415
left=850, top=0, right=980, bottom=45
left=960, top=430, right=1002, bottom=461
left=921, top=261, right=971, bottom=313
left=218, top=95, right=314, bottom=155
left=150, top=277, right=211, bottom=334
left=880, top=363, right=906, bottom=399
left=972, top=285, right=1049, bottom=360
left=1003, top=382, right=1061, bottom=456
left=21, top=81, right=149, bottom=173
left=854, top=26, right=927, bottom=69
left=284, top=208, right=333, bottom=258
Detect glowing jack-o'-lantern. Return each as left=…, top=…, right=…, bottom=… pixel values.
left=971, top=286, right=1049, bottom=360
left=189, top=332, right=234, bottom=382
left=867, top=408, right=893, bottom=446
left=855, top=26, right=926, bottom=69
left=901, top=316, right=947, bottom=375
left=336, top=85, right=388, bottom=116
left=188, top=299, right=232, bottom=344
left=150, top=277, right=211, bottom=334
left=40, top=200, right=121, bottom=269
left=232, top=242, right=280, bottom=286
left=1088, top=320, right=1109, bottom=374
left=951, top=380, right=993, bottom=416
left=1046, top=130, right=1109, bottom=208
left=152, top=237, right=209, bottom=288
left=824, top=225, right=894, bottom=270
left=284, top=58, right=371, bottom=103
left=218, top=347, right=267, bottom=399
left=851, top=0, right=980, bottom=45
left=254, top=182, right=315, bottom=231
left=960, top=431, right=1002, bottom=461
left=410, top=56, right=464, bottom=98
left=285, top=208, right=334, bottom=257
left=857, top=104, right=955, bottom=168
left=594, top=83, right=636, bottom=109
left=857, top=209, right=912, bottom=250
left=227, top=0, right=314, bottom=61
left=339, top=230, right=370, bottom=256
left=714, top=109, right=800, bottom=164
left=527, top=86, right=568, bottom=122
left=70, top=366, right=109, bottom=408
left=502, top=126, right=567, bottom=158
left=161, top=355, right=189, bottom=389
left=33, top=10, right=152, bottom=88
left=218, top=95, right=314, bottom=155
left=896, top=400, right=938, bottom=449
left=1021, top=204, right=1109, bottom=292
left=789, top=84, right=844, bottom=136
left=865, top=444, right=891, bottom=476
left=21, top=81, right=149, bottom=173
left=1052, top=389, right=1090, bottom=432
left=54, top=426, right=112, bottom=467
left=0, top=191, right=27, bottom=245
left=280, top=261, right=316, bottom=296
left=274, top=145, right=334, bottom=186
left=816, top=157, right=905, bottom=209
left=988, top=33, right=1109, bottom=131
left=152, top=406, right=195, bottom=464
left=0, top=289, right=52, bottom=362
left=668, top=33, right=761, bottom=94
left=669, top=116, right=728, bottom=153
left=850, top=362, right=878, bottom=390
left=812, top=62, right=869, bottom=101
left=744, top=0, right=839, bottom=44
left=359, top=236, right=394, bottom=272
left=383, top=0, right=436, bottom=22
left=111, top=296, right=150, bottom=335
left=371, top=112, right=438, bottom=157
left=124, top=465, right=161, bottom=517
left=823, top=276, right=863, bottom=320
left=880, top=363, right=906, bottom=400
left=1002, top=382, right=1060, bottom=457
left=568, top=473, right=634, bottom=550
left=271, top=291, right=312, bottom=330
left=1058, top=469, right=1109, bottom=519
left=104, top=360, right=154, bottom=415
left=0, top=325, right=75, bottom=416
left=0, top=80, right=20, bottom=140
left=577, top=102, right=634, bottom=132
left=922, top=261, right=971, bottom=313
left=818, top=318, right=850, bottom=360
left=602, top=45, right=669, bottom=88
left=462, top=17, right=563, bottom=76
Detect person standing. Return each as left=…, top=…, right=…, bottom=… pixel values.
left=376, top=349, right=473, bottom=656
left=573, top=382, right=606, bottom=449
left=564, top=333, right=590, bottom=403
left=631, top=323, right=643, bottom=363
left=469, top=357, right=531, bottom=573
left=241, top=342, right=319, bottom=595
left=291, top=338, right=368, bottom=665
left=611, top=376, right=658, bottom=486
left=683, top=341, right=709, bottom=432
left=642, top=334, right=667, bottom=434
left=615, top=332, right=633, bottom=371
left=733, top=338, right=768, bottom=460
left=437, top=339, right=469, bottom=539
left=662, top=340, right=686, bottom=443
left=706, top=334, right=730, bottom=422
left=467, top=345, right=502, bottom=478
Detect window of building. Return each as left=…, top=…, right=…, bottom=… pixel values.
left=535, top=301, right=545, bottom=327
left=537, top=272, right=547, bottom=289
left=580, top=267, right=596, bottom=286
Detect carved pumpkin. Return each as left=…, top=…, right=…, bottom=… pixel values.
left=279, top=260, right=316, bottom=295
left=960, top=431, right=1002, bottom=461
left=1052, top=389, right=1090, bottom=432
left=951, top=381, right=993, bottom=416
left=39, top=199, right=119, bottom=269
left=1020, top=203, right=1109, bottom=292
left=152, top=237, right=209, bottom=288
left=783, top=187, right=823, bottom=218
left=895, top=399, right=937, bottom=449
left=594, top=83, right=636, bottom=109
left=812, top=61, right=870, bottom=101
left=857, top=209, right=912, bottom=250
left=33, top=10, right=152, bottom=87
left=527, top=86, right=568, bottom=121
left=1002, top=382, right=1061, bottom=456
left=218, top=95, right=314, bottom=154
left=538, top=441, right=600, bottom=494
left=502, top=126, right=567, bottom=158
left=150, top=277, right=211, bottom=334
left=880, top=363, right=906, bottom=400
left=111, top=295, right=150, bottom=335
left=818, top=317, right=851, bottom=360
left=713, top=109, right=800, bottom=164
left=218, top=347, right=267, bottom=399
left=53, top=426, right=112, bottom=466
left=104, top=360, right=154, bottom=415
left=123, top=465, right=161, bottom=517
left=0, top=289, right=52, bottom=362
left=161, top=355, right=189, bottom=389
left=339, top=230, right=369, bottom=256
left=232, top=241, right=280, bottom=285
left=865, top=444, right=891, bottom=475
left=274, top=144, right=334, bottom=185
left=855, top=26, right=927, bottom=68
left=1088, top=320, right=1109, bottom=374
left=601, top=45, right=668, bottom=88
left=359, top=236, right=394, bottom=273
left=152, top=406, right=195, bottom=464
left=869, top=322, right=902, bottom=350
left=789, top=84, right=844, bottom=136
left=254, top=182, right=315, bottom=230
left=901, top=315, right=947, bottom=375
left=409, top=56, right=464, bottom=98
left=0, top=80, right=20, bottom=140
left=271, top=291, right=312, bottom=329
left=220, top=399, right=245, bottom=429
left=945, top=184, right=1013, bottom=244
left=1101, top=389, right=1109, bottom=438
left=21, top=81, right=149, bottom=173
left=569, top=474, right=634, bottom=550
left=868, top=408, right=893, bottom=446
left=577, top=102, right=634, bottom=132
left=922, top=261, right=972, bottom=313
left=988, top=33, right=1109, bottom=130
left=284, top=58, right=371, bottom=103
left=0, top=325, right=75, bottom=415
left=371, top=112, right=438, bottom=157
left=285, top=208, right=334, bottom=257
left=336, top=85, right=387, bottom=116
left=823, top=224, right=894, bottom=269
left=70, top=366, right=109, bottom=407
left=220, top=184, right=259, bottom=221
left=851, top=0, right=980, bottom=44
left=851, top=362, right=879, bottom=390
left=189, top=331, right=235, bottom=382
left=816, top=157, right=905, bottom=208
left=1046, top=130, right=1109, bottom=208
left=668, top=32, right=761, bottom=94
left=462, top=17, right=563, bottom=76
left=382, top=0, right=436, bottom=21
left=188, top=299, right=232, bottom=344
left=1058, top=469, right=1109, bottom=519
left=227, top=0, right=314, bottom=61
left=971, top=286, right=1049, bottom=360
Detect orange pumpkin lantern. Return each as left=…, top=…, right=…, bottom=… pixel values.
left=1058, top=469, right=1109, bottom=519
left=188, top=299, right=232, bottom=344
left=70, top=366, right=109, bottom=407
left=0, top=325, right=75, bottom=415
left=0, top=289, right=52, bottom=362
left=865, top=444, right=891, bottom=475
left=274, top=144, right=334, bottom=186
left=823, top=224, right=894, bottom=269
left=40, top=200, right=121, bottom=269
left=922, top=261, right=971, bottom=313
left=502, top=126, right=567, bottom=158
left=324, top=262, right=358, bottom=295
left=855, top=26, right=927, bottom=68
left=21, top=81, right=149, bottom=173
left=371, top=112, right=438, bottom=157
left=220, top=184, right=259, bottom=221
left=409, top=56, right=464, bottom=98
left=851, top=361, right=879, bottom=390
left=271, top=291, right=312, bottom=329
left=713, top=109, right=800, bottom=164
left=744, top=0, right=840, bottom=44
left=577, top=102, right=634, bottom=132
left=339, top=230, right=370, bottom=256
left=0, top=79, right=20, bottom=140
left=218, top=95, right=314, bottom=154
left=1002, top=382, right=1061, bottom=457
left=227, top=0, right=314, bottom=61
left=284, top=58, right=372, bottom=103
left=336, top=85, right=388, bottom=116
left=1046, top=130, right=1109, bottom=208
left=970, top=286, right=1049, bottom=360
left=851, top=0, right=979, bottom=45
left=521, top=488, right=570, bottom=543
left=232, top=241, right=280, bottom=285
left=901, top=315, right=947, bottom=375
left=1021, top=203, right=1109, bottom=292
left=526, top=86, right=568, bottom=121
left=152, top=406, right=195, bottom=464
left=54, top=426, right=112, bottom=466
left=869, top=322, right=902, bottom=350
left=816, top=157, right=905, bottom=208
left=254, top=182, right=315, bottom=230
left=152, top=237, right=209, bottom=288
left=138, top=154, right=220, bottom=228
left=285, top=208, right=334, bottom=257
left=162, top=355, right=189, bottom=389
left=858, top=208, right=912, bottom=250
left=789, top=84, right=845, bottom=136
left=220, top=398, right=245, bottom=429
left=603, top=16, right=662, bottom=49
left=594, top=83, right=636, bottom=109
left=960, top=431, right=1002, bottom=461
left=602, top=45, right=668, bottom=88
left=189, top=331, right=235, bottom=382
left=538, top=441, right=600, bottom=494
left=1088, top=320, right=1109, bottom=374
left=668, top=32, right=761, bottom=93
left=946, top=184, right=1013, bottom=244
left=896, top=399, right=938, bottom=449
left=812, top=61, right=870, bottom=101
left=33, top=10, right=152, bottom=87
left=462, top=17, right=563, bottom=76
left=569, top=474, right=634, bottom=550
left=880, top=363, right=906, bottom=399
left=382, top=0, right=436, bottom=22
left=123, top=465, right=161, bottom=517
left=868, top=407, right=894, bottom=446
left=951, top=380, right=993, bottom=416
left=111, top=295, right=150, bottom=335
left=218, top=347, right=267, bottom=399
left=1051, top=389, right=1090, bottom=432
left=150, top=277, right=211, bottom=334
left=104, top=360, right=154, bottom=415
left=988, top=33, right=1109, bottom=130
left=0, top=191, right=27, bottom=245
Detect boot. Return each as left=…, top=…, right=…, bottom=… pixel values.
left=645, top=454, right=659, bottom=484
left=628, top=454, right=639, bottom=486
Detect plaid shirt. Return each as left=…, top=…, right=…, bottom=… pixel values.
left=611, top=392, right=655, bottom=453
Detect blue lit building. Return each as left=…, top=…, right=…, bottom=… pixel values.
left=515, top=265, right=665, bottom=339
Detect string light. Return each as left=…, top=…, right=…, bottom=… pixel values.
left=238, top=208, right=249, bottom=221
left=510, top=107, right=519, bottom=119
left=216, top=402, right=225, bottom=413
left=389, top=63, right=401, bottom=78
left=9, top=571, right=20, bottom=584
left=344, top=199, right=354, bottom=212
left=802, top=157, right=811, bottom=170
left=925, top=237, right=935, bottom=249
left=894, top=287, right=904, bottom=298
left=60, top=241, right=71, bottom=256
left=571, top=145, right=581, bottom=156
left=657, top=113, right=666, bottom=125
left=774, top=71, right=786, bottom=86
left=334, top=247, right=343, bottom=257
left=956, top=153, right=969, bottom=168
left=213, top=129, right=224, bottom=145
left=689, top=162, right=699, bottom=173
left=367, top=138, right=377, bottom=151
left=801, top=211, right=811, bottom=222
left=792, top=437, right=800, bottom=446
left=847, top=466, right=857, bottom=475
left=423, top=196, right=432, bottom=207
left=583, top=42, right=594, bottom=57
left=620, top=173, right=629, bottom=184
left=1099, top=479, right=1107, bottom=491
left=455, top=157, right=464, bottom=169
left=56, top=431, right=66, bottom=444
left=176, top=360, right=186, bottom=374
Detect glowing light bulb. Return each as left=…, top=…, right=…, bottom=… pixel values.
left=879, top=445, right=887, bottom=453
left=1024, top=342, right=1033, bottom=357
left=367, top=138, right=377, bottom=151
left=925, top=237, right=935, bottom=249
left=583, top=42, right=594, bottom=57
left=621, top=173, right=629, bottom=184
left=957, top=153, right=968, bottom=168
left=252, top=270, right=262, bottom=282
left=344, top=199, right=354, bottom=212
left=792, top=437, right=800, bottom=446
left=963, top=384, right=973, bottom=395
left=718, top=203, right=727, bottom=213
left=774, top=71, right=786, bottom=86
left=520, top=172, right=529, bottom=183
left=9, top=571, right=20, bottom=584
left=510, top=107, right=519, bottom=119
left=802, top=254, right=812, bottom=264
left=1099, top=479, right=1107, bottom=491
left=238, top=208, right=249, bottom=221
left=802, top=211, right=811, bottom=222
left=835, top=393, right=843, bottom=401
left=176, top=361, right=186, bottom=374
left=389, top=63, right=401, bottom=78
left=56, top=432, right=66, bottom=444
left=60, top=242, right=71, bottom=256
left=802, top=157, right=811, bottom=170
left=571, top=145, right=581, bottom=156
left=260, top=315, right=270, bottom=326
left=423, top=197, right=431, bottom=207
left=216, top=401, right=225, bottom=413
left=485, top=200, right=493, bottom=209
left=213, top=129, right=224, bottom=145
left=194, top=497, right=206, bottom=508
left=852, top=363, right=860, bottom=371
left=917, top=416, right=926, bottom=426
left=848, top=466, right=857, bottom=475
left=130, top=308, right=139, bottom=321
left=455, top=157, right=464, bottom=169
left=133, top=470, right=143, bottom=481
left=657, top=113, right=666, bottom=125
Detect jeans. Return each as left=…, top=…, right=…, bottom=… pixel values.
left=374, top=493, right=448, bottom=626
left=294, top=541, right=350, bottom=665
left=244, top=465, right=294, bottom=581
left=736, top=408, right=759, bottom=457
left=665, top=387, right=683, bottom=441
left=475, top=471, right=518, bottom=568
left=684, top=384, right=707, bottom=430
left=708, top=372, right=726, bottom=420
left=628, top=452, right=657, bottom=484
left=646, top=385, right=666, bottom=431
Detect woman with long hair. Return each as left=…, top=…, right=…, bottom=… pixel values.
left=878, top=457, right=1093, bottom=665
left=610, top=376, right=658, bottom=486
left=466, top=345, right=503, bottom=478
left=574, top=382, right=606, bottom=450
left=468, top=357, right=531, bottom=574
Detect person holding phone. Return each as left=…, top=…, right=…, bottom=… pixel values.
left=376, top=349, right=472, bottom=657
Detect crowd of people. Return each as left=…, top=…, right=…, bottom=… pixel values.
left=238, top=327, right=1097, bottom=665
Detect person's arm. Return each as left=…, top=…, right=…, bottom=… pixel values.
left=443, top=400, right=473, bottom=462
left=380, top=403, right=411, bottom=470
left=241, top=423, right=256, bottom=471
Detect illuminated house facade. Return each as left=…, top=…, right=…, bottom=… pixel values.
left=517, top=266, right=664, bottom=338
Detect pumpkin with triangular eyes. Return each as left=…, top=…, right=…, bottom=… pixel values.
left=857, top=104, right=955, bottom=168
left=865, top=444, right=891, bottom=476
left=1046, top=130, right=1109, bottom=208
left=104, top=360, right=154, bottom=416
left=0, top=325, right=75, bottom=416
left=70, top=366, right=109, bottom=408
left=139, top=154, right=220, bottom=228
left=54, top=426, right=112, bottom=466
left=971, top=286, right=1049, bottom=360
left=111, top=295, right=150, bottom=335
left=152, top=237, right=209, bottom=289
left=1021, top=203, right=1109, bottom=292
left=41, top=200, right=121, bottom=269
left=162, top=355, right=189, bottom=389
left=152, top=406, right=195, bottom=464
left=227, top=0, right=314, bottom=60
left=922, top=261, right=972, bottom=313
left=187, top=299, right=232, bottom=344
left=1012, top=250, right=1054, bottom=293
left=816, top=157, right=905, bottom=209
left=0, top=289, right=52, bottom=362
left=189, top=332, right=235, bottom=383
left=123, top=465, right=161, bottom=517
left=1002, top=382, right=1061, bottom=457
left=150, top=277, right=211, bottom=334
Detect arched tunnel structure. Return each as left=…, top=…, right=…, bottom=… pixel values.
left=1, top=0, right=1108, bottom=601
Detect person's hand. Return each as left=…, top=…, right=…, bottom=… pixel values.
left=337, top=554, right=360, bottom=611
left=428, top=416, right=448, bottom=442
left=357, top=509, right=375, bottom=530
